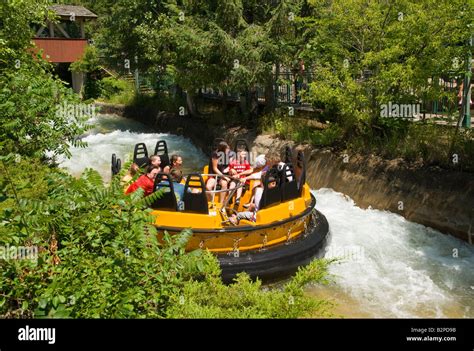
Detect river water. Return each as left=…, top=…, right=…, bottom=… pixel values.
left=59, top=113, right=207, bottom=182
left=311, top=189, right=474, bottom=318
left=59, top=113, right=474, bottom=318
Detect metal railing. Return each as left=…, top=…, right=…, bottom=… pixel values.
left=201, top=173, right=246, bottom=225
left=200, top=173, right=245, bottom=205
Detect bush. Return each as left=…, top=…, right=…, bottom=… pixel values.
left=99, top=77, right=135, bottom=104
left=167, top=259, right=334, bottom=318
left=261, top=111, right=344, bottom=147
left=305, top=124, right=343, bottom=146
left=0, top=63, right=88, bottom=159
left=346, top=121, right=474, bottom=171
left=262, top=109, right=473, bottom=171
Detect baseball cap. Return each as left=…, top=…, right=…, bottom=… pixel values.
left=255, top=154, right=266, bottom=168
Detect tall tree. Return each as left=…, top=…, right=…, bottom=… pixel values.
left=133, top=0, right=307, bottom=119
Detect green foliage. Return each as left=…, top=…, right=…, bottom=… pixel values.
left=69, top=46, right=136, bottom=102
left=301, top=0, right=472, bottom=123
left=262, top=111, right=344, bottom=147
left=124, top=92, right=185, bottom=120
left=69, top=46, right=137, bottom=102
left=306, top=125, right=344, bottom=146
left=69, top=46, right=102, bottom=100
left=0, top=0, right=52, bottom=66
left=1, top=160, right=198, bottom=318
left=0, top=157, right=50, bottom=214
left=255, top=0, right=473, bottom=170
left=0, top=159, right=333, bottom=318
left=82, top=77, right=102, bottom=101
left=166, top=259, right=334, bottom=318
left=0, top=64, right=89, bottom=159
left=346, top=121, right=474, bottom=171
left=98, top=77, right=135, bottom=104
left=70, top=46, right=101, bottom=74
left=0, top=0, right=89, bottom=159
left=91, top=0, right=307, bottom=116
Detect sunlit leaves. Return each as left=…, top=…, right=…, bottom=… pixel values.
left=302, top=0, right=473, bottom=122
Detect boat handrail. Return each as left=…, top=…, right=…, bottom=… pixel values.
left=199, top=174, right=245, bottom=194
left=220, top=185, right=240, bottom=214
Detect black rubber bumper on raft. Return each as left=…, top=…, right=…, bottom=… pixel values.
left=217, top=209, right=330, bottom=283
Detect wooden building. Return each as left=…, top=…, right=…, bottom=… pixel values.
left=33, top=5, right=97, bottom=94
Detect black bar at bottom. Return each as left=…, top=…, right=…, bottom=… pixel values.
left=0, top=319, right=472, bottom=350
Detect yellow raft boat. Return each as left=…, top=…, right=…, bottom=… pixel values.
left=114, top=140, right=329, bottom=282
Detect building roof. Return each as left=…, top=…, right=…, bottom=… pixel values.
left=49, top=5, right=97, bottom=19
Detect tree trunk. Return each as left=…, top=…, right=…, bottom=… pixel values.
left=239, top=93, right=247, bottom=117
left=264, top=72, right=276, bottom=113
left=175, top=85, right=184, bottom=99
left=221, top=90, right=228, bottom=112
left=248, top=86, right=259, bottom=124
left=186, top=90, right=198, bottom=117
left=447, top=105, right=466, bottom=165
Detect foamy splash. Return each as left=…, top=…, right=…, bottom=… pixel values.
left=313, top=188, right=474, bottom=318
left=58, top=114, right=207, bottom=181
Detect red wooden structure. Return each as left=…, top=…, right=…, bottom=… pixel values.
left=32, top=5, right=97, bottom=93
left=33, top=38, right=89, bottom=63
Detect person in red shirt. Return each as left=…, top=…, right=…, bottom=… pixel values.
left=228, top=149, right=253, bottom=206
left=125, top=165, right=160, bottom=196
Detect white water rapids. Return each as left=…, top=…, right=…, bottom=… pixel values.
left=58, top=114, right=207, bottom=182
left=59, top=113, right=474, bottom=318
left=311, top=189, right=474, bottom=318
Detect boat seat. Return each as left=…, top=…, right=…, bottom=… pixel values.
left=154, top=140, right=170, bottom=168
left=133, top=143, right=149, bottom=168
left=296, top=151, right=306, bottom=195
left=111, top=153, right=121, bottom=176
left=183, top=174, right=209, bottom=214
left=152, top=173, right=178, bottom=211
left=258, top=167, right=281, bottom=209
left=281, top=163, right=299, bottom=201
left=284, top=146, right=292, bottom=164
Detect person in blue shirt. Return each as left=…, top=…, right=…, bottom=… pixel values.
left=156, top=169, right=194, bottom=210
left=169, top=168, right=186, bottom=201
